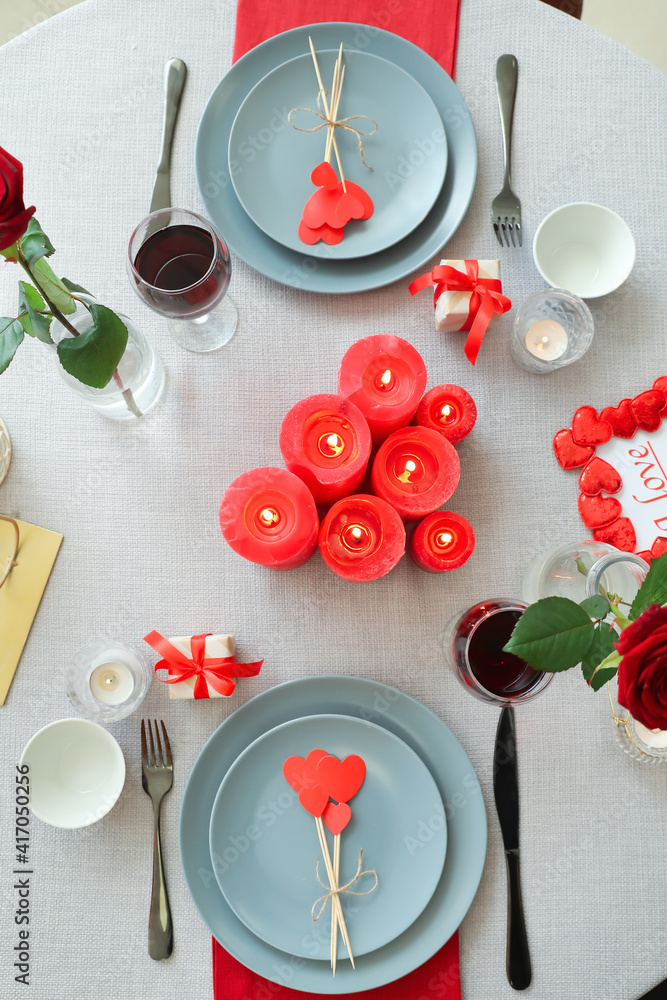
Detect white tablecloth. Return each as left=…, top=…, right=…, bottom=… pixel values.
left=1, top=0, right=666, bottom=997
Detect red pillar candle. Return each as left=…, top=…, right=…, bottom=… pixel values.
left=279, top=394, right=372, bottom=507
left=410, top=511, right=475, bottom=572
left=416, top=385, right=477, bottom=444
left=338, top=335, right=427, bottom=445
left=219, top=467, right=319, bottom=570
left=319, top=495, right=406, bottom=581
left=371, top=426, right=460, bottom=520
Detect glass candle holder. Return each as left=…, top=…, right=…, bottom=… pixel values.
left=445, top=598, right=553, bottom=706
left=510, top=288, right=594, bottom=373
left=66, top=638, right=152, bottom=722
left=522, top=541, right=649, bottom=605
left=609, top=684, right=667, bottom=763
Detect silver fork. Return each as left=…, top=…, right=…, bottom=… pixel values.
left=492, top=55, right=522, bottom=247
left=141, top=719, right=174, bottom=960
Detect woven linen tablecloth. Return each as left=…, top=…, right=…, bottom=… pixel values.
left=0, top=1, right=666, bottom=997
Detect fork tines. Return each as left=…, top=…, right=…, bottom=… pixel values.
left=141, top=719, right=172, bottom=768
left=493, top=216, right=522, bottom=248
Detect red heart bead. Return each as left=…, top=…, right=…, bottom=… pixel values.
left=631, top=390, right=666, bottom=431
left=637, top=538, right=667, bottom=563
left=600, top=399, right=637, bottom=439
left=571, top=406, right=613, bottom=447
left=553, top=428, right=594, bottom=470
left=298, top=784, right=330, bottom=818
left=310, top=161, right=339, bottom=190
left=579, top=457, right=622, bottom=496
left=283, top=749, right=328, bottom=793
left=578, top=493, right=622, bottom=529
left=593, top=517, right=637, bottom=552
left=322, top=801, right=351, bottom=835
left=316, top=754, right=366, bottom=803
left=652, top=377, right=667, bottom=407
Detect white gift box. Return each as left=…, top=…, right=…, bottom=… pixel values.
left=166, top=634, right=235, bottom=699
left=434, top=259, right=501, bottom=332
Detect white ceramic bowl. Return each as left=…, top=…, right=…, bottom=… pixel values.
left=533, top=202, right=635, bottom=298
left=20, top=719, right=125, bottom=828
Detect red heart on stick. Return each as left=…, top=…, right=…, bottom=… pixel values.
left=317, top=754, right=366, bottom=803
left=631, top=390, right=666, bottom=431
left=553, top=428, right=594, bottom=470
left=283, top=749, right=328, bottom=793
left=571, top=406, right=612, bottom=447
left=310, top=161, right=339, bottom=190
left=578, top=492, right=622, bottom=529
left=600, top=399, right=637, bottom=439
left=298, top=219, right=345, bottom=245
left=579, top=457, right=622, bottom=497
left=298, top=784, right=330, bottom=818
left=332, top=191, right=365, bottom=228
left=302, top=186, right=342, bottom=229
left=593, top=517, right=637, bottom=552
left=340, top=181, right=374, bottom=220
left=322, top=801, right=351, bottom=835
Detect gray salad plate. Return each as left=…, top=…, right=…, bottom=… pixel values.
left=180, top=676, right=487, bottom=994
left=195, top=22, right=477, bottom=293
left=209, top=714, right=447, bottom=960
left=229, top=49, right=447, bottom=259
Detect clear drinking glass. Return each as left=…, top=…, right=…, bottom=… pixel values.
left=445, top=598, right=553, bottom=706
left=511, top=288, right=594, bottom=373
left=66, top=638, right=152, bottom=722
left=127, top=208, right=237, bottom=353
left=522, top=541, right=649, bottom=606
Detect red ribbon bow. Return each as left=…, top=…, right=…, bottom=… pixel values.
left=409, top=260, right=511, bottom=365
left=143, top=631, right=263, bottom=700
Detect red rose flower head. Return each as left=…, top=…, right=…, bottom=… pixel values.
left=0, top=147, right=36, bottom=253
left=616, top=603, right=667, bottom=731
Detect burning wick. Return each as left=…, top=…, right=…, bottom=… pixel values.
left=397, top=459, right=417, bottom=484
left=259, top=507, right=280, bottom=527
left=437, top=532, right=454, bottom=547
left=375, top=368, right=396, bottom=392
left=318, top=432, right=345, bottom=458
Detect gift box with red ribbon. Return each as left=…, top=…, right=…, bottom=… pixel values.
left=143, top=631, right=263, bottom=700
left=409, top=259, right=511, bottom=365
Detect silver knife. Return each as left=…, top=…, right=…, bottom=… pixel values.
left=493, top=706, right=532, bottom=991
left=149, top=58, right=187, bottom=214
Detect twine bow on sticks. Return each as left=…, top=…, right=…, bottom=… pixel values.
left=291, top=40, right=377, bottom=246
left=311, top=849, right=379, bottom=922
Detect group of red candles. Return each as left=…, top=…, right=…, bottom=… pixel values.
left=219, top=335, right=477, bottom=582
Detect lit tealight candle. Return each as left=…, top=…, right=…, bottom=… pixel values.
left=524, top=320, right=569, bottom=361
left=371, top=426, right=460, bottom=520
left=89, top=661, right=135, bottom=706
left=409, top=511, right=475, bottom=573
left=634, top=721, right=667, bottom=750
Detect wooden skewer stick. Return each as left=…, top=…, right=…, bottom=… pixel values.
left=308, top=37, right=347, bottom=193
left=325, top=45, right=344, bottom=164
left=331, top=833, right=341, bottom=973
left=314, top=817, right=355, bottom=969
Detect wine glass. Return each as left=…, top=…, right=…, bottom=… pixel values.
left=127, top=208, right=237, bottom=353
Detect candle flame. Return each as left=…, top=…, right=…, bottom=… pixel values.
left=380, top=369, right=392, bottom=385
left=318, top=432, right=345, bottom=458
left=351, top=527, right=363, bottom=541
left=259, top=507, right=280, bottom=527
left=437, top=532, right=454, bottom=547
left=397, top=459, right=417, bottom=484
left=441, top=404, right=452, bottom=418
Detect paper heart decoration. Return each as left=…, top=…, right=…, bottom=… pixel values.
left=298, top=219, right=344, bottom=245
left=600, top=399, right=637, bottom=439
left=553, top=428, right=594, bottom=470
left=341, top=181, right=374, bottom=220
left=571, top=406, right=613, bottom=447
left=578, top=492, right=622, bottom=529
left=283, top=749, right=328, bottom=793
left=316, top=754, right=366, bottom=803
left=310, top=161, right=338, bottom=190
left=302, top=186, right=342, bottom=229
left=631, top=389, right=666, bottom=432
left=579, top=457, right=622, bottom=497
left=637, top=537, right=667, bottom=563
left=332, top=190, right=365, bottom=228
left=298, top=784, right=330, bottom=818
left=322, top=801, right=351, bottom=835
left=593, top=517, right=637, bottom=552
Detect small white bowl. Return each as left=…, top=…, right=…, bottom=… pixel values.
left=533, top=202, right=635, bottom=298
left=20, top=719, right=125, bottom=828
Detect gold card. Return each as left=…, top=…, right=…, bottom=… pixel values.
left=0, top=519, right=63, bottom=705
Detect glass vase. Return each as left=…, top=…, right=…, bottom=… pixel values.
left=51, top=295, right=166, bottom=420
left=522, top=541, right=649, bottom=606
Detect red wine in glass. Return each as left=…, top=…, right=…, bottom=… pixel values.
left=450, top=599, right=551, bottom=704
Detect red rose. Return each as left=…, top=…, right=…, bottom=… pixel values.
left=616, top=603, right=667, bottom=730
left=0, top=147, right=35, bottom=252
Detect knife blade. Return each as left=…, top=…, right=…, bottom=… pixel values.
left=493, top=706, right=532, bottom=991
left=149, top=58, right=187, bottom=215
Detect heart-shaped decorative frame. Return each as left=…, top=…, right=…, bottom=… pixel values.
left=553, top=377, right=667, bottom=559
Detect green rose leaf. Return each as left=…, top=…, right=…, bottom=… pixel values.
left=17, top=282, right=52, bottom=343
left=56, top=303, right=128, bottom=388
left=582, top=623, right=620, bottom=690
left=629, top=553, right=667, bottom=621
left=502, top=596, right=596, bottom=672
left=0, top=319, right=25, bottom=374
left=61, top=278, right=91, bottom=296
left=19, top=217, right=55, bottom=267
left=32, top=257, right=76, bottom=315
left=579, top=595, right=610, bottom=620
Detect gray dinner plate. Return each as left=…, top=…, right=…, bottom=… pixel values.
left=209, top=714, right=447, bottom=960
left=180, top=676, right=487, bottom=993
left=195, top=23, right=477, bottom=293
left=229, top=50, right=447, bottom=259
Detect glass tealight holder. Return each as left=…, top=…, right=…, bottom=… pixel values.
left=510, top=288, right=594, bottom=373
left=609, top=684, right=667, bottom=763
left=66, top=638, right=152, bottom=722
left=522, top=541, right=649, bottom=606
